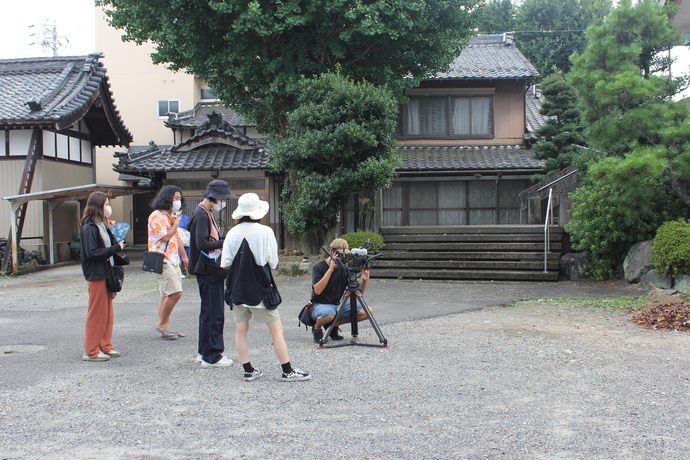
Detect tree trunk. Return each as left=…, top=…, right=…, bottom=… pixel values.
left=282, top=226, right=338, bottom=256
left=666, top=165, right=690, bottom=208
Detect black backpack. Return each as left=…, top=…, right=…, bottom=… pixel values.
left=298, top=302, right=316, bottom=329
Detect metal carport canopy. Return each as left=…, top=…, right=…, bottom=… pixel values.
left=3, top=184, right=150, bottom=272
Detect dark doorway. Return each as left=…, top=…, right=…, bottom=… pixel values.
left=133, top=192, right=154, bottom=245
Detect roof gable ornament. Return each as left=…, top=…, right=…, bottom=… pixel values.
left=165, top=102, right=252, bottom=129
left=173, top=111, right=261, bottom=152
left=199, top=110, right=230, bottom=134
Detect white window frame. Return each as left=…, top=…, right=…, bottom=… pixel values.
left=158, top=99, right=180, bottom=118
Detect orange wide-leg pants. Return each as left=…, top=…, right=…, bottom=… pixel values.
left=83, top=280, right=114, bottom=358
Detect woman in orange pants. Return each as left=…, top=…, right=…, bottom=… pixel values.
left=79, top=192, right=125, bottom=361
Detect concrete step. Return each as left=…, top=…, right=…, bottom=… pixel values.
left=372, top=260, right=559, bottom=271
left=379, top=251, right=562, bottom=261
left=381, top=225, right=563, bottom=235
left=377, top=225, right=564, bottom=282
left=371, top=268, right=559, bottom=281
left=383, top=233, right=559, bottom=243
left=382, top=242, right=561, bottom=251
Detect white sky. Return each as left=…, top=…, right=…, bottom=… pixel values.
left=0, top=0, right=95, bottom=59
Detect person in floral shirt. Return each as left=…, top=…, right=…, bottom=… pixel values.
left=148, top=185, right=189, bottom=339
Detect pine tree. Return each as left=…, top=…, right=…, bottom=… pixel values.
left=565, top=0, right=690, bottom=279
left=531, top=73, right=586, bottom=182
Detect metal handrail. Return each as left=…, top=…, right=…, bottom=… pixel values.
left=544, top=188, right=553, bottom=273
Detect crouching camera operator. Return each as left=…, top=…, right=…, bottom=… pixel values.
left=309, top=238, right=373, bottom=343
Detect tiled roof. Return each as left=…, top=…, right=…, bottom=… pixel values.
left=114, top=144, right=268, bottom=174
left=114, top=113, right=267, bottom=176
left=0, top=53, right=132, bottom=146
left=165, top=102, right=251, bottom=129
left=435, top=33, right=539, bottom=80
left=398, top=145, right=545, bottom=171
left=525, top=85, right=550, bottom=135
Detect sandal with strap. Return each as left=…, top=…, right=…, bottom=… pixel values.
left=156, top=328, right=184, bottom=340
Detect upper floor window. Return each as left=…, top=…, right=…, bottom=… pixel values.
left=158, top=99, right=180, bottom=118
left=200, top=88, right=217, bottom=100
left=405, top=96, right=493, bottom=137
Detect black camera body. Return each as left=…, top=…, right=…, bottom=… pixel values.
left=322, top=240, right=382, bottom=278
left=332, top=248, right=380, bottom=274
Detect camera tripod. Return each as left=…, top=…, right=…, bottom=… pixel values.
left=319, top=270, right=388, bottom=349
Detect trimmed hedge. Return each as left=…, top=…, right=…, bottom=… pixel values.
left=341, top=230, right=385, bottom=252
left=652, top=219, right=690, bottom=278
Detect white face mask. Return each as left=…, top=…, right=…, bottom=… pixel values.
left=213, top=201, right=226, bottom=212
left=103, top=205, right=113, bottom=219
left=172, top=200, right=182, bottom=212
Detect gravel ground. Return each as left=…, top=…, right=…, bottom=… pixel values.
left=1, top=257, right=689, bottom=459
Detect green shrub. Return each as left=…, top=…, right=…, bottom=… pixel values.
left=652, top=219, right=690, bottom=278
left=565, top=182, right=677, bottom=280
left=341, top=230, right=385, bottom=252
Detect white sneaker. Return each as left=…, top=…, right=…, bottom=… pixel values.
left=281, top=368, right=311, bottom=381
left=82, top=352, right=110, bottom=362
left=196, top=354, right=203, bottom=363
left=244, top=368, right=264, bottom=381
left=201, top=356, right=234, bottom=368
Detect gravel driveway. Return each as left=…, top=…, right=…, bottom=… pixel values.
left=1, top=257, right=688, bottom=459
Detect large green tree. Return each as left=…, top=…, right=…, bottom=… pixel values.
left=565, top=0, right=690, bottom=279
left=269, top=71, right=399, bottom=247
left=514, top=0, right=611, bottom=77
left=478, top=0, right=515, bottom=34
left=478, top=0, right=610, bottom=77
left=97, top=0, right=481, bottom=136
left=569, top=0, right=686, bottom=157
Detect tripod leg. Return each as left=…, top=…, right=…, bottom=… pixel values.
left=357, top=295, right=387, bottom=347
left=321, top=293, right=350, bottom=346
left=350, top=288, right=359, bottom=338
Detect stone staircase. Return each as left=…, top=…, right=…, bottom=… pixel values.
left=371, top=225, right=563, bottom=281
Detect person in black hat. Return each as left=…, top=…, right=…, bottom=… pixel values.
left=187, top=180, right=236, bottom=367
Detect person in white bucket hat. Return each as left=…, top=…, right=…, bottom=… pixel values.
left=221, top=193, right=311, bottom=382
left=231, top=192, right=269, bottom=221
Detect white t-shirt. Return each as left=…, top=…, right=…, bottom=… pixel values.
left=220, top=223, right=278, bottom=309
left=220, top=222, right=278, bottom=269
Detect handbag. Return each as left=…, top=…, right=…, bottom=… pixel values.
left=106, top=264, right=125, bottom=292
left=113, top=253, right=130, bottom=266
left=298, top=302, right=316, bottom=329
left=203, top=251, right=229, bottom=283
left=178, top=228, right=191, bottom=247
left=143, top=243, right=167, bottom=274
left=265, top=267, right=282, bottom=308
left=142, top=251, right=165, bottom=274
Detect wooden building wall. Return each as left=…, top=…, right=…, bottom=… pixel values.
left=0, top=158, right=93, bottom=259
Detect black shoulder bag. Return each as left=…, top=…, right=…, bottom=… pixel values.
left=143, top=243, right=166, bottom=274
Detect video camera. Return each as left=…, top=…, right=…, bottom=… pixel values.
left=322, top=240, right=382, bottom=275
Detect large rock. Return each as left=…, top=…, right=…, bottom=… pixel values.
left=639, top=270, right=673, bottom=289
left=560, top=253, right=588, bottom=280
left=674, top=275, right=690, bottom=295
left=624, top=240, right=655, bottom=284
left=277, top=261, right=312, bottom=277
